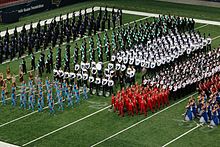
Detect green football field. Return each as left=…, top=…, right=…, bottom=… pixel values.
left=0, top=0, right=220, bottom=147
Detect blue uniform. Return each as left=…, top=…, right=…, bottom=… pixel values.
left=75, top=89, right=80, bottom=104
left=58, top=95, right=64, bottom=111
left=45, top=80, right=49, bottom=90
left=210, top=110, right=219, bottom=126
left=11, top=86, right=16, bottom=107
left=185, top=106, right=194, bottom=121
left=20, top=83, right=26, bottom=108
left=48, top=97, right=55, bottom=114
left=62, top=82, right=67, bottom=97
left=38, top=97, right=43, bottom=112
left=39, top=90, right=44, bottom=107
left=28, top=93, right=34, bottom=111
left=83, top=85, right=88, bottom=99
left=67, top=92, right=73, bottom=108
left=1, top=88, right=6, bottom=105
left=29, top=80, right=33, bottom=89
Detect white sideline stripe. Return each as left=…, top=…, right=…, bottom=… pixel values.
left=110, top=7, right=220, bottom=26
left=0, top=141, right=20, bottom=147
left=0, top=7, right=100, bottom=37
left=1, top=6, right=220, bottom=38
left=162, top=124, right=202, bottom=147
left=90, top=92, right=197, bottom=147
left=22, top=105, right=111, bottom=147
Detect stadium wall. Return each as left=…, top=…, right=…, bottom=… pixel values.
left=0, top=0, right=88, bottom=23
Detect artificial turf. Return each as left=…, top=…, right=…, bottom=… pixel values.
left=0, top=0, right=220, bottom=146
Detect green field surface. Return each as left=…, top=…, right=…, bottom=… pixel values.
left=0, top=0, right=220, bottom=147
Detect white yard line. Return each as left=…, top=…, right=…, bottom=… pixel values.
left=21, top=92, right=197, bottom=146
left=212, top=35, right=220, bottom=40
left=90, top=92, right=197, bottom=147
left=161, top=124, right=202, bottom=147
left=21, top=105, right=111, bottom=147
left=195, top=24, right=208, bottom=30
left=0, top=141, right=20, bottom=147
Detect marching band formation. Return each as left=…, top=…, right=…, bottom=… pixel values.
left=1, top=75, right=89, bottom=113
left=143, top=47, right=220, bottom=100
left=111, top=83, right=170, bottom=117
left=0, top=5, right=219, bottom=122
left=0, top=6, right=122, bottom=63
left=184, top=73, right=220, bottom=128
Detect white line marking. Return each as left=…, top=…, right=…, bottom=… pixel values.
left=162, top=124, right=202, bottom=147
left=0, top=7, right=100, bottom=37
left=90, top=92, right=197, bottom=147
left=22, top=105, right=111, bottom=147
left=195, top=24, right=208, bottom=30
left=0, top=141, right=20, bottom=147
left=109, top=7, right=220, bottom=26
left=21, top=92, right=197, bottom=146
left=212, top=35, right=220, bottom=40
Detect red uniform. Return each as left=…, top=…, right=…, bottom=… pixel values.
left=147, top=98, right=154, bottom=112
left=114, top=98, right=119, bottom=112
left=111, top=95, right=115, bottom=107
left=128, top=101, right=134, bottom=116
left=140, top=99, right=147, bottom=116
left=119, top=100, right=124, bottom=117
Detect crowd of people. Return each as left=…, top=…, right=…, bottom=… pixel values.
left=1, top=75, right=89, bottom=114
left=143, top=46, right=220, bottom=100
left=184, top=73, right=220, bottom=128
left=0, top=6, right=122, bottom=63
left=0, top=6, right=218, bottom=119
left=111, top=83, right=170, bottom=116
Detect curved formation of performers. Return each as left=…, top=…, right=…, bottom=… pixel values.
left=184, top=73, right=220, bottom=128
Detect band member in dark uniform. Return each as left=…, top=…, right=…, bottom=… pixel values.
left=31, top=53, right=36, bottom=70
